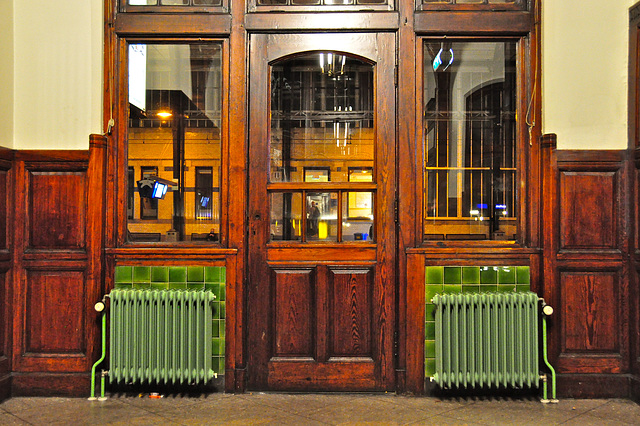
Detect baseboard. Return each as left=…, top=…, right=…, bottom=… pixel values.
left=556, top=374, right=631, bottom=399
left=0, top=374, right=11, bottom=402
left=11, top=373, right=91, bottom=397
left=630, top=375, right=640, bottom=404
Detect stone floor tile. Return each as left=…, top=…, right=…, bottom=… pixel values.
left=303, top=395, right=434, bottom=425
left=0, top=412, right=29, bottom=425
left=238, top=392, right=360, bottom=417
left=436, top=398, right=606, bottom=426
left=581, top=398, right=640, bottom=424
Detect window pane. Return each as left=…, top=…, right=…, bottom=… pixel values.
left=127, top=43, right=223, bottom=243
left=270, top=53, right=374, bottom=183
left=342, top=192, right=374, bottom=242
left=270, top=192, right=303, bottom=241
left=423, top=41, right=517, bottom=241
left=307, top=193, right=338, bottom=242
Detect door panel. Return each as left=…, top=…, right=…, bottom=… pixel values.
left=248, top=33, right=396, bottom=391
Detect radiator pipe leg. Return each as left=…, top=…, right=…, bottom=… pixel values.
left=89, top=299, right=108, bottom=401
left=541, top=310, right=558, bottom=403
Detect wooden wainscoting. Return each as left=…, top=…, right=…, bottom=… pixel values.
left=542, top=135, right=632, bottom=398
left=0, top=147, right=13, bottom=401
left=9, top=136, right=106, bottom=396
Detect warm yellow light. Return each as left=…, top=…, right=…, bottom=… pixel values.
left=157, top=111, right=173, bottom=119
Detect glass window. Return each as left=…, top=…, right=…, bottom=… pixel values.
left=269, top=52, right=375, bottom=243
left=423, top=41, right=517, bottom=241
left=127, top=42, right=223, bottom=243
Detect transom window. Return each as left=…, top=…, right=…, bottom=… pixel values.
left=423, top=40, right=518, bottom=241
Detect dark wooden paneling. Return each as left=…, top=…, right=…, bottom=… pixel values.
left=0, top=170, right=7, bottom=250
left=560, top=171, right=617, bottom=250
left=272, top=268, right=314, bottom=358
left=561, top=271, right=618, bottom=353
left=543, top=138, right=631, bottom=395
left=24, top=270, right=85, bottom=355
left=329, top=268, right=372, bottom=358
left=28, top=171, right=86, bottom=250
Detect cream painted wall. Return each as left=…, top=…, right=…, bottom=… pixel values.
left=12, top=0, right=102, bottom=150
left=3, top=1, right=637, bottom=150
left=543, top=0, right=635, bottom=149
left=0, top=0, right=14, bottom=149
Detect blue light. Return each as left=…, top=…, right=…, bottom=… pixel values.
left=477, top=203, right=488, bottom=209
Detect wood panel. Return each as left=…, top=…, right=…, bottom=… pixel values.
left=9, top=139, right=107, bottom=395
left=543, top=137, right=631, bottom=396
left=561, top=271, right=618, bottom=353
left=28, top=171, right=86, bottom=250
left=329, top=268, right=372, bottom=358
left=24, top=270, right=85, bottom=355
left=560, top=171, right=617, bottom=250
left=272, top=268, right=315, bottom=358
left=0, top=170, right=7, bottom=251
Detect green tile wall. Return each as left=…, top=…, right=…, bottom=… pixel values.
left=114, top=265, right=226, bottom=376
left=424, top=266, right=530, bottom=378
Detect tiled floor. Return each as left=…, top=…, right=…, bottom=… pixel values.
left=1, top=393, right=640, bottom=425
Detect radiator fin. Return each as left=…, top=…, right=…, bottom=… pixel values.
left=432, top=292, right=539, bottom=389
left=109, top=289, right=216, bottom=385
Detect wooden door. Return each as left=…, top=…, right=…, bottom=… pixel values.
left=247, top=33, right=397, bottom=391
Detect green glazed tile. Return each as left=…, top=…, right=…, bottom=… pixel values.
left=462, top=267, right=480, bottom=284
left=220, top=320, right=226, bottom=337
left=212, top=320, right=220, bottom=338
left=425, top=340, right=436, bottom=358
left=444, top=266, right=462, bottom=284
left=220, top=341, right=226, bottom=357
left=169, top=267, right=187, bottom=283
left=480, top=267, right=497, bottom=284
left=169, top=282, right=187, bottom=290
left=443, top=284, right=462, bottom=294
left=133, top=282, right=151, bottom=290
left=425, top=304, right=436, bottom=321
left=425, top=359, right=436, bottom=377
left=220, top=303, right=226, bottom=319
left=221, top=268, right=226, bottom=283
left=187, top=266, right=205, bottom=282
left=425, top=285, right=442, bottom=303
left=115, top=266, right=132, bottom=283
left=425, top=266, right=444, bottom=285
left=114, top=282, right=132, bottom=289
left=220, top=284, right=226, bottom=302
left=212, top=302, right=220, bottom=319
left=498, top=267, right=516, bottom=284
left=151, top=267, right=169, bottom=283
left=187, top=282, right=205, bottom=290
left=516, top=266, right=530, bottom=284
left=497, top=285, right=516, bottom=293
left=212, top=357, right=221, bottom=374
left=480, top=284, right=498, bottom=293
left=151, top=283, right=169, bottom=290
left=133, top=266, right=150, bottom=283
left=205, top=266, right=221, bottom=283
left=218, top=357, right=225, bottom=375
left=212, top=338, right=220, bottom=356
left=462, top=285, right=479, bottom=293
left=206, top=283, right=220, bottom=300
left=425, top=321, right=435, bottom=340
left=516, top=285, right=531, bottom=293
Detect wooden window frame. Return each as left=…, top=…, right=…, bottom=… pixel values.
left=416, top=0, right=527, bottom=12
left=247, top=0, right=394, bottom=14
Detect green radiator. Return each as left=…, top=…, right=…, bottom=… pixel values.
left=432, top=292, right=540, bottom=389
left=109, top=289, right=216, bottom=385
